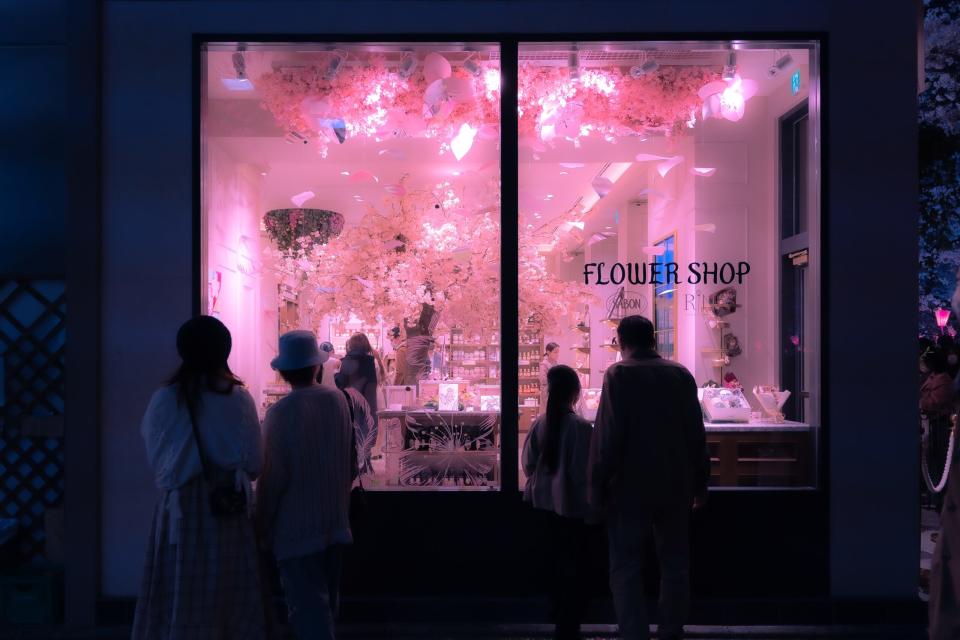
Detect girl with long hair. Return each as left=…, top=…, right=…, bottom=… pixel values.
left=522, top=364, right=597, bottom=640
left=133, top=316, right=265, bottom=640
left=337, top=333, right=384, bottom=469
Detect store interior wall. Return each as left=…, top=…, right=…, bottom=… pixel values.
left=204, top=140, right=275, bottom=408
left=100, top=0, right=919, bottom=602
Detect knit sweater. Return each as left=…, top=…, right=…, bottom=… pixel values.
left=256, top=384, right=353, bottom=560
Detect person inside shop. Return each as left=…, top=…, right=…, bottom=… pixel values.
left=256, top=331, right=354, bottom=640
left=387, top=326, right=406, bottom=385
left=317, top=341, right=341, bottom=390
left=133, top=315, right=266, bottom=640
left=588, top=315, right=709, bottom=640
left=522, top=364, right=599, bottom=640
left=338, top=333, right=387, bottom=415
left=539, top=342, right=561, bottom=412
left=921, top=346, right=955, bottom=511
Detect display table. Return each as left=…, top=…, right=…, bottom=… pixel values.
left=376, top=410, right=501, bottom=490
left=704, top=420, right=815, bottom=487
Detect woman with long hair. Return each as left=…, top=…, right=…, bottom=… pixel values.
left=133, top=315, right=265, bottom=640
left=522, top=364, right=597, bottom=640
left=337, top=333, right=383, bottom=469
left=538, top=342, right=561, bottom=414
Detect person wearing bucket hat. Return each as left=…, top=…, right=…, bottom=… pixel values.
left=133, top=316, right=266, bottom=640
left=270, top=330, right=330, bottom=373
left=257, top=330, right=353, bottom=640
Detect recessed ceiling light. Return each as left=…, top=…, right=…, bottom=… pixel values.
left=260, top=171, right=268, bottom=176
left=559, top=171, right=568, bottom=175
left=452, top=170, right=461, bottom=176
left=605, top=226, right=612, bottom=229
left=341, top=171, right=351, bottom=176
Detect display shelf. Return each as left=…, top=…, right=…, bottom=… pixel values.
left=570, top=346, right=591, bottom=353
left=599, top=343, right=619, bottom=352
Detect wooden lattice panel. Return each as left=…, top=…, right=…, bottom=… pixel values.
left=0, top=281, right=65, bottom=562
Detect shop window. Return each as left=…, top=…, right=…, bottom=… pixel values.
left=517, top=42, right=821, bottom=489
left=200, top=42, right=502, bottom=491
left=200, top=40, right=820, bottom=492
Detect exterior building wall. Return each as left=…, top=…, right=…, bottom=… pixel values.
left=88, top=0, right=922, bottom=605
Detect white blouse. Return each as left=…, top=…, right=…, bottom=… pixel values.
left=140, top=384, right=262, bottom=541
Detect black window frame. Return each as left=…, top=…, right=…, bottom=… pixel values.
left=193, top=34, right=824, bottom=497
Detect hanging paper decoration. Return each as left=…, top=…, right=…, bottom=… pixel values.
left=423, top=52, right=452, bottom=85
left=591, top=176, right=614, bottom=198
left=291, top=191, right=316, bottom=207
left=378, top=148, right=407, bottom=160
left=348, top=170, right=378, bottom=184
left=699, top=75, right=758, bottom=122
left=450, top=123, right=478, bottom=161
left=656, top=155, right=684, bottom=177
left=588, top=231, right=617, bottom=246
left=634, top=153, right=672, bottom=162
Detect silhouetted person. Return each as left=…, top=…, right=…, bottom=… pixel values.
left=930, top=268, right=960, bottom=640
left=257, top=331, right=353, bottom=640
left=133, top=315, right=265, bottom=640
left=588, top=315, right=709, bottom=640
left=523, top=364, right=598, bottom=639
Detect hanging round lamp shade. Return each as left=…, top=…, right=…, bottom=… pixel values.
left=263, top=208, right=345, bottom=252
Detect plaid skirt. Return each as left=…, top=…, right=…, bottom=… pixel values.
left=132, top=476, right=267, bottom=640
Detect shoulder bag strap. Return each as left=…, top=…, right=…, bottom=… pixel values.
left=185, top=393, right=213, bottom=485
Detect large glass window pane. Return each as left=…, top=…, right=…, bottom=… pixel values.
left=517, top=42, right=820, bottom=488
left=201, top=42, right=502, bottom=491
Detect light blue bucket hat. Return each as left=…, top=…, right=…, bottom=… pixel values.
left=271, top=330, right=329, bottom=371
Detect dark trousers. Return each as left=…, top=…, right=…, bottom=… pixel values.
left=277, top=545, right=344, bottom=640
left=607, top=504, right=691, bottom=640
left=539, top=510, right=597, bottom=640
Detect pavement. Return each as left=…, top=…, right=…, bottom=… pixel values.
left=0, top=625, right=929, bottom=639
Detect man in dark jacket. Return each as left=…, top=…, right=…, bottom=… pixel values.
left=588, top=315, right=709, bottom=640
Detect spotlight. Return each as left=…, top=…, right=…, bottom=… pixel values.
left=397, top=52, right=417, bottom=79
left=285, top=131, right=309, bottom=145
left=767, top=53, right=794, bottom=78
left=463, top=56, right=482, bottom=77
left=324, top=53, right=344, bottom=81
left=629, top=59, right=659, bottom=78
left=722, top=51, right=737, bottom=81
left=569, top=48, right=580, bottom=80
left=221, top=50, right=254, bottom=91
